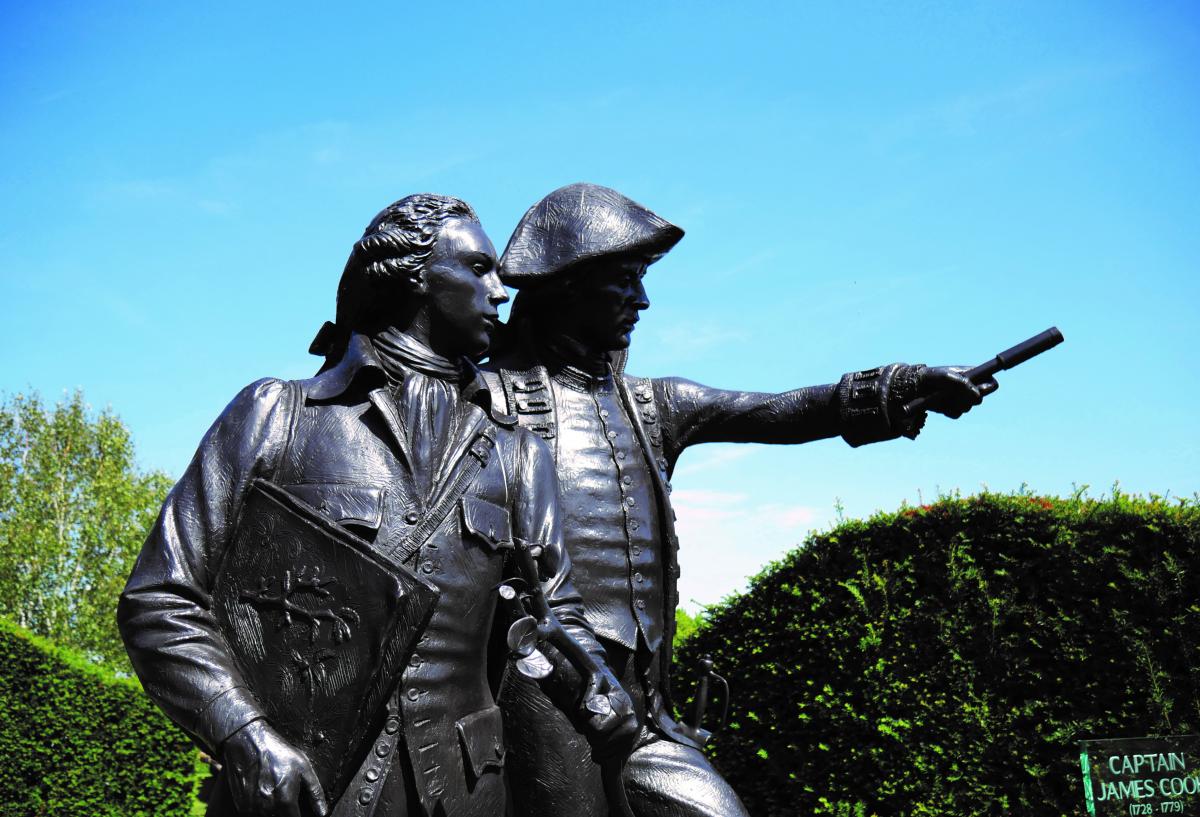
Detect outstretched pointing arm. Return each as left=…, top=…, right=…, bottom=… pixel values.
left=653, top=363, right=993, bottom=467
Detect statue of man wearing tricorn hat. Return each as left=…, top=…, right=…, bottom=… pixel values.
left=483, top=183, right=999, bottom=817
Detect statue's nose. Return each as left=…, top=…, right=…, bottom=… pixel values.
left=485, top=271, right=509, bottom=305
left=633, top=278, right=650, bottom=310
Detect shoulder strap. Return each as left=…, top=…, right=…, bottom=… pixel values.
left=498, top=365, right=558, bottom=461
left=234, top=378, right=304, bottom=497
left=273, top=379, right=305, bottom=481
left=382, top=429, right=497, bottom=566
left=624, top=376, right=669, bottom=475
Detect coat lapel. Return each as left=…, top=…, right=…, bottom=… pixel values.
left=367, top=388, right=415, bottom=473
left=431, top=402, right=489, bottom=501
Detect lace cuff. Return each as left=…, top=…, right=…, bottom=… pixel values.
left=837, top=363, right=927, bottom=447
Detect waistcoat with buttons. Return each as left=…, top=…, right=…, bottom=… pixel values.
left=490, top=365, right=673, bottom=656
left=486, top=361, right=702, bottom=749
left=547, top=372, right=664, bottom=653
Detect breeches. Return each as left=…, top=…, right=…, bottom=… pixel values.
left=499, top=640, right=748, bottom=817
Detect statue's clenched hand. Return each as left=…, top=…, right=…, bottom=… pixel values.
left=580, top=667, right=639, bottom=749
left=223, top=720, right=328, bottom=817
left=917, top=365, right=998, bottom=419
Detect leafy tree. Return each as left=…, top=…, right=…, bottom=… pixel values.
left=674, top=607, right=702, bottom=650
left=0, top=616, right=205, bottom=817
left=0, top=390, right=171, bottom=670
left=675, top=492, right=1200, bottom=817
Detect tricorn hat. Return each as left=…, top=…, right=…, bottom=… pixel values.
left=499, top=183, right=684, bottom=286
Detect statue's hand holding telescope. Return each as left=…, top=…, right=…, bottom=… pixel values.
left=914, top=366, right=999, bottom=419
left=902, top=327, right=1064, bottom=421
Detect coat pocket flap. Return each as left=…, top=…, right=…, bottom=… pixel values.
left=456, top=705, right=505, bottom=778
left=460, top=496, right=512, bottom=550
left=284, top=483, right=385, bottom=529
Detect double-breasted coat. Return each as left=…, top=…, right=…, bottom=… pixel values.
left=119, top=334, right=606, bottom=817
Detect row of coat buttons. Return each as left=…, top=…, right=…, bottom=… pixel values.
left=356, top=716, right=402, bottom=805
left=593, top=393, right=655, bottom=621
left=399, top=673, right=445, bottom=794
left=627, top=414, right=652, bottom=617
left=623, top=388, right=657, bottom=617
left=595, top=399, right=632, bottom=506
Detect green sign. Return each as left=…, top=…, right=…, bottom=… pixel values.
left=1080, top=736, right=1200, bottom=816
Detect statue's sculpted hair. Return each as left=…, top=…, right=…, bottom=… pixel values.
left=335, top=193, right=478, bottom=333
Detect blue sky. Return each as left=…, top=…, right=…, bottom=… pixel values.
left=2, top=1, right=1197, bottom=607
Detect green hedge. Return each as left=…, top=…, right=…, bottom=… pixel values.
left=675, top=492, right=1200, bottom=817
left=0, top=616, right=206, bottom=817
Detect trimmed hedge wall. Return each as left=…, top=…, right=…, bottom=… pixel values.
left=0, top=616, right=205, bottom=817
left=675, top=492, right=1200, bottom=817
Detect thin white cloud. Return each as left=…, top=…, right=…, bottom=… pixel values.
left=653, top=322, right=748, bottom=357
left=197, top=199, right=235, bottom=215
left=674, top=446, right=755, bottom=477
left=102, top=179, right=176, bottom=199
left=672, top=488, right=826, bottom=606
left=38, top=89, right=72, bottom=105
left=873, top=59, right=1145, bottom=147
left=311, top=147, right=343, bottom=165
left=759, top=503, right=819, bottom=528
left=671, top=489, right=748, bottom=507
left=722, top=249, right=779, bottom=278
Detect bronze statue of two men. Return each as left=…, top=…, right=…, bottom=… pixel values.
left=119, top=184, right=995, bottom=817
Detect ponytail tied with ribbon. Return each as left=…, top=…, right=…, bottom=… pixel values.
left=309, top=321, right=351, bottom=371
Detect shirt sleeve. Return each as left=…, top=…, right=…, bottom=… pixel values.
left=117, top=378, right=295, bottom=755
left=654, top=376, right=842, bottom=464
left=653, top=363, right=928, bottom=464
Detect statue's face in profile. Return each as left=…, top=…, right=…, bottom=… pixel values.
left=424, top=217, right=507, bottom=358
left=562, top=257, right=651, bottom=352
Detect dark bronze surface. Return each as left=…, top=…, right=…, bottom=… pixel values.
left=211, top=478, right=438, bottom=803
left=119, top=194, right=635, bottom=817
left=486, top=182, right=1007, bottom=817
left=900, top=327, right=1063, bottom=417
left=117, top=184, right=1038, bottom=817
